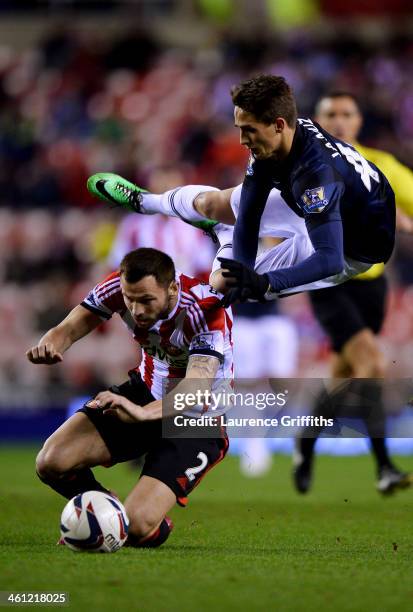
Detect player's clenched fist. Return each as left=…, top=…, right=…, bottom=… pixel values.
left=26, top=343, right=63, bottom=364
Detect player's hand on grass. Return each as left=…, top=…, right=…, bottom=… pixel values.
left=26, top=343, right=63, bottom=365
left=217, top=257, right=270, bottom=307
left=88, top=391, right=146, bottom=423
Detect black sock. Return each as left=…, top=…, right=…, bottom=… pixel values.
left=369, top=438, right=393, bottom=471
left=348, top=380, right=393, bottom=471
left=37, top=467, right=110, bottom=500
left=126, top=518, right=173, bottom=549
left=297, top=385, right=338, bottom=460
left=298, top=437, right=317, bottom=462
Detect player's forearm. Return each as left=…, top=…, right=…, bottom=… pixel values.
left=266, top=248, right=343, bottom=293
left=139, top=399, right=164, bottom=421
left=267, top=219, right=344, bottom=293
left=144, top=356, right=219, bottom=420
left=36, top=306, right=102, bottom=355
left=36, top=326, right=74, bottom=355
left=143, top=376, right=214, bottom=421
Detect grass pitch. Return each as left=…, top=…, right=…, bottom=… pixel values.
left=0, top=446, right=412, bottom=612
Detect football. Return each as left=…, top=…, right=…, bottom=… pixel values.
left=60, top=491, right=129, bottom=552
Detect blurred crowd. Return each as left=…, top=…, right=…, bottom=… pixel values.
left=1, top=22, right=413, bottom=402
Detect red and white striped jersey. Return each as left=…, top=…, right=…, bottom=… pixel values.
left=81, top=270, right=234, bottom=402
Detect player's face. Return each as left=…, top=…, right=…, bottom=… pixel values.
left=315, top=97, right=362, bottom=144
left=234, top=107, right=283, bottom=159
left=121, top=275, right=178, bottom=329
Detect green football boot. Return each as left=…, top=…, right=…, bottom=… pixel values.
left=87, top=173, right=147, bottom=213
left=87, top=172, right=219, bottom=242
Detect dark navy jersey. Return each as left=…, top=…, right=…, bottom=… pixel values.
left=233, top=118, right=395, bottom=293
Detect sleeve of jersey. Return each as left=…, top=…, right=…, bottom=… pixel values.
left=232, top=160, right=273, bottom=269
left=265, top=177, right=346, bottom=294
left=81, top=273, right=121, bottom=320
left=188, top=303, right=226, bottom=364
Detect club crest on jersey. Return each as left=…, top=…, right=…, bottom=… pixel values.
left=191, top=333, right=215, bottom=351
left=301, top=186, right=329, bottom=213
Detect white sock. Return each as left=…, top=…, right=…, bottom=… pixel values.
left=210, top=223, right=234, bottom=275
left=140, top=185, right=219, bottom=222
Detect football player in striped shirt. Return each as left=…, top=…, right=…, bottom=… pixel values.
left=28, top=248, right=232, bottom=548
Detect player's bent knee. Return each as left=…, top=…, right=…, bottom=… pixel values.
left=194, top=192, right=215, bottom=219
left=368, top=358, right=387, bottom=379
left=343, top=331, right=387, bottom=378
left=351, top=347, right=386, bottom=378
left=35, top=445, right=72, bottom=480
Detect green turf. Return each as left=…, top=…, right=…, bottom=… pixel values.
left=0, top=446, right=412, bottom=612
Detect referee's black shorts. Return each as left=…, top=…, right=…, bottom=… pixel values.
left=78, top=372, right=229, bottom=506
left=308, top=275, right=388, bottom=352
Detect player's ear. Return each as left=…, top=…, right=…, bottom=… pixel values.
left=168, top=280, right=179, bottom=296
left=274, top=117, right=286, bottom=133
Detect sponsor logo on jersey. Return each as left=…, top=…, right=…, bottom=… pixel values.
left=140, top=336, right=186, bottom=363
left=191, top=332, right=215, bottom=351
left=301, top=186, right=329, bottom=213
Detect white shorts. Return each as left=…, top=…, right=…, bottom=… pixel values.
left=233, top=315, right=299, bottom=378
left=212, top=234, right=372, bottom=297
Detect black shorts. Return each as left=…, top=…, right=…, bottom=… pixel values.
left=78, top=372, right=229, bottom=506
left=309, top=275, right=388, bottom=352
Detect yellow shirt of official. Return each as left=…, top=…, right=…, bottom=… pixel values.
left=352, top=143, right=413, bottom=281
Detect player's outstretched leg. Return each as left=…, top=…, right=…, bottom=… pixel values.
left=35, top=412, right=112, bottom=499
left=292, top=437, right=316, bottom=494
left=123, top=476, right=176, bottom=549
left=87, top=172, right=148, bottom=212
left=292, top=385, right=340, bottom=493
left=357, top=380, right=413, bottom=495
left=87, top=173, right=219, bottom=237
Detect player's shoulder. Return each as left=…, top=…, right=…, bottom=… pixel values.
left=294, top=119, right=341, bottom=176
left=94, top=271, right=123, bottom=312
left=95, top=270, right=121, bottom=292
left=179, top=273, right=223, bottom=309
left=83, top=270, right=123, bottom=317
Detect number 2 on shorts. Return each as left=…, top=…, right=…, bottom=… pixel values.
left=185, top=452, right=208, bottom=482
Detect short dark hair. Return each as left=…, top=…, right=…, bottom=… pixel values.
left=315, top=91, right=362, bottom=115
left=120, top=248, right=175, bottom=287
left=231, top=75, right=297, bottom=127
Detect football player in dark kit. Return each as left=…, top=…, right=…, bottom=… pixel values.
left=218, top=74, right=395, bottom=303
left=217, top=75, right=401, bottom=493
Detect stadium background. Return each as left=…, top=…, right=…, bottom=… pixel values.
left=1, top=0, right=413, bottom=449
left=1, top=3, right=413, bottom=611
